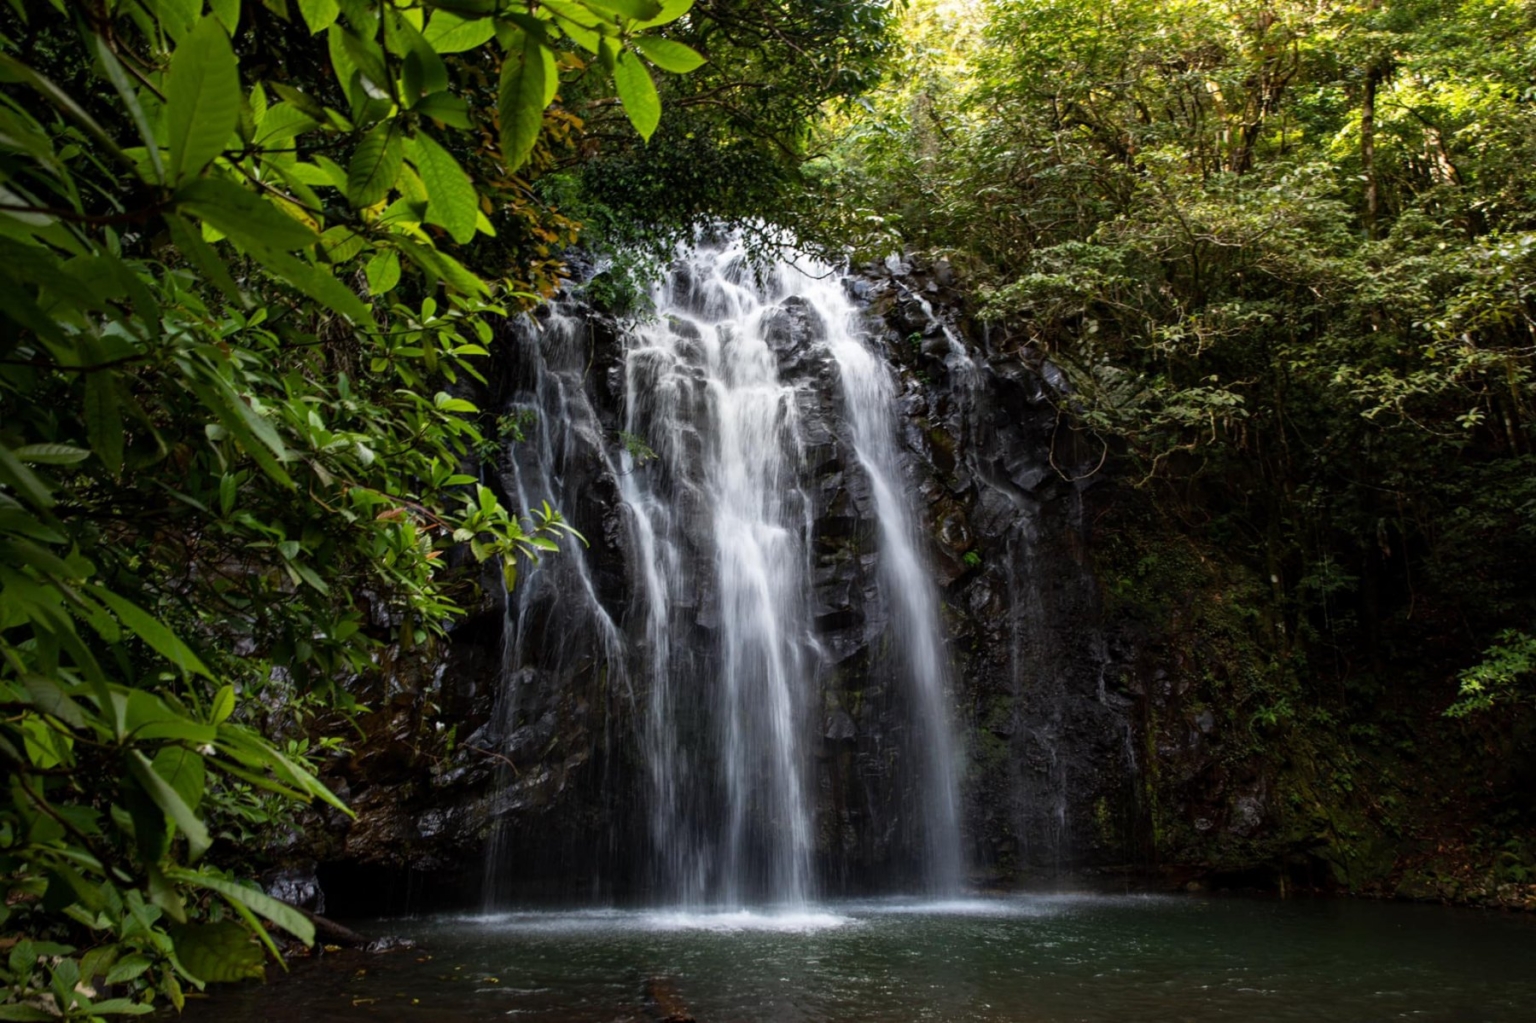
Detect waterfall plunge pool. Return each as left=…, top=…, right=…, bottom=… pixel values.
left=184, top=893, right=1536, bottom=1021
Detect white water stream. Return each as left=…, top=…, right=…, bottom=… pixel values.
left=620, top=241, right=962, bottom=903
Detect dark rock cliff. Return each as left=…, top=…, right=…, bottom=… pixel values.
left=304, top=257, right=1148, bottom=914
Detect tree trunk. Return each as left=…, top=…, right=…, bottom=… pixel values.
left=1362, top=64, right=1381, bottom=239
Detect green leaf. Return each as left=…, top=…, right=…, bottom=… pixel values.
left=105, top=955, right=154, bottom=985
left=127, top=750, right=212, bottom=861
left=0, top=443, right=55, bottom=510
left=0, top=1005, right=56, bottom=1021
left=13, top=443, right=90, bottom=465
left=84, top=372, right=125, bottom=474
left=585, top=0, right=663, bottom=21
left=251, top=248, right=371, bottom=323
left=634, top=0, right=693, bottom=28
left=613, top=48, right=661, bottom=141
left=89, top=33, right=165, bottom=183
left=411, top=133, right=477, bottom=244
left=165, top=17, right=242, bottom=182
left=416, top=92, right=472, bottom=128
left=421, top=11, right=495, bottom=53
left=168, top=922, right=265, bottom=984
left=209, top=0, right=241, bottom=32
left=295, top=0, right=339, bottom=32
left=498, top=33, right=554, bottom=172
left=397, top=239, right=487, bottom=297
left=365, top=249, right=401, bottom=295
left=153, top=745, right=207, bottom=815
left=340, top=29, right=392, bottom=101
left=631, top=36, right=704, bottom=73
left=347, top=121, right=404, bottom=207
left=167, top=870, right=316, bottom=946
left=396, top=17, right=449, bottom=104
left=210, top=684, right=236, bottom=725
left=254, top=102, right=319, bottom=145
left=182, top=364, right=296, bottom=486
left=22, top=675, right=87, bottom=728
left=166, top=213, right=244, bottom=304
left=84, top=1000, right=153, bottom=1016
left=176, top=178, right=319, bottom=253
left=87, top=585, right=212, bottom=678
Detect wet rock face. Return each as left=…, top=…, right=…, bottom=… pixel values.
left=311, top=257, right=1143, bottom=910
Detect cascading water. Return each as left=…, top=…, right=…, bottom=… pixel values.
left=482, top=239, right=965, bottom=906
left=821, top=314, right=965, bottom=895
left=481, top=308, right=630, bottom=907
left=620, top=246, right=818, bottom=906
left=619, top=240, right=963, bottom=903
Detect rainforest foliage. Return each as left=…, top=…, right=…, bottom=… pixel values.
left=0, top=0, right=903, bottom=1016
left=5, top=0, right=1534, bottom=1011
left=816, top=0, right=1536, bottom=883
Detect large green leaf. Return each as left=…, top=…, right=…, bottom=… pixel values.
left=411, top=133, right=477, bottom=244
left=167, top=922, right=266, bottom=984
left=634, top=0, right=694, bottom=28
left=365, top=249, right=401, bottom=295
left=165, top=17, right=241, bottom=183
left=165, top=213, right=244, bottom=304
left=87, top=586, right=212, bottom=678
left=89, top=33, right=165, bottom=183
left=421, top=10, right=496, bottom=53
left=347, top=121, right=404, bottom=207
left=152, top=746, right=207, bottom=814
left=295, top=0, right=340, bottom=33
left=613, top=48, right=661, bottom=142
left=80, top=344, right=126, bottom=474
left=251, top=248, right=372, bottom=323
left=585, top=0, right=663, bottom=21
left=126, top=751, right=211, bottom=861
left=208, top=0, right=241, bottom=33
left=497, top=32, right=554, bottom=172
left=12, top=443, right=89, bottom=465
left=168, top=869, right=316, bottom=945
left=631, top=35, right=705, bottom=73
left=0, top=444, right=55, bottom=510
left=176, top=178, right=319, bottom=253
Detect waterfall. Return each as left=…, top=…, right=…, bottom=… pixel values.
left=621, top=245, right=817, bottom=905
left=481, top=308, right=629, bottom=907
left=820, top=311, right=965, bottom=895
left=483, top=239, right=965, bottom=905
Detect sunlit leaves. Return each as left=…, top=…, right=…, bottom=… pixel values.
left=411, top=133, right=478, bottom=243
left=296, top=0, right=341, bottom=33
left=585, top=0, right=663, bottom=21
left=631, top=36, right=704, bottom=73
left=613, top=48, right=661, bottom=141
left=422, top=10, right=495, bottom=52
left=499, top=32, right=555, bottom=171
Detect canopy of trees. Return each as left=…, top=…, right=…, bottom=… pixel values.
left=815, top=0, right=1536, bottom=879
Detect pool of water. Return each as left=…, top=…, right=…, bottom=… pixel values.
left=184, top=894, right=1536, bottom=1022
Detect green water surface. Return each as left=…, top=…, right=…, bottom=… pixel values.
left=182, top=894, right=1536, bottom=1022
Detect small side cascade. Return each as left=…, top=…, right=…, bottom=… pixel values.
left=480, top=308, right=629, bottom=908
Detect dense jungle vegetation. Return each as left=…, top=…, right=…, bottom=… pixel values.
left=2, top=0, right=1534, bottom=1015
left=808, top=0, right=1536, bottom=895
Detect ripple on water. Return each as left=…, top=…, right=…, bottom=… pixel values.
left=454, top=906, right=851, bottom=935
